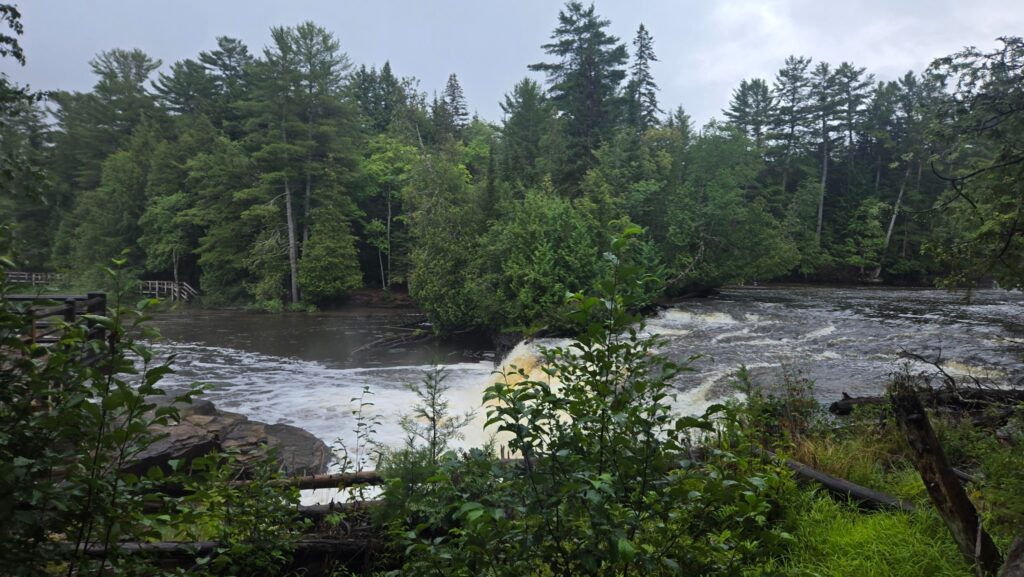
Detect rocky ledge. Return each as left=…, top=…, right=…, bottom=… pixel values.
left=127, top=396, right=331, bottom=477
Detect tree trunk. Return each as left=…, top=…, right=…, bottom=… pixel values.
left=303, top=174, right=312, bottom=246
left=874, top=154, right=882, bottom=195
left=902, top=161, right=923, bottom=257
left=774, top=451, right=915, bottom=512
left=872, top=162, right=912, bottom=279
left=377, top=248, right=385, bottom=290
left=303, top=87, right=315, bottom=246
left=285, top=178, right=300, bottom=305
left=816, top=135, right=828, bottom=242
left=781, top=155, right=790, bottom=195
left=892, top=384, right=1002, bottom=576
left=385, top=191, right=392, bottom=288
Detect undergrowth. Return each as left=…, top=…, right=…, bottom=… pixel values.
left=773, top=494, right=971, bottom=577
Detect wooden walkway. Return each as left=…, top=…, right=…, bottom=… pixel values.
left=138, top=280, right=198, bottom=302
left=5, top=293, right=107, bottom=345
left=8, top=272, right=198, bottom=302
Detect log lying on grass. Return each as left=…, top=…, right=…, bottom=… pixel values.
left=830, top=388, right=1024, bottom=416
left=761, top=449, right=916, bottom=513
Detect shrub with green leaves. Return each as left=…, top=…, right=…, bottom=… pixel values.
left=381, top=228, right=799, bottom=576
left=0, top=260, right=304, bottom=576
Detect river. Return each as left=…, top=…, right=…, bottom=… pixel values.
left=152, top=286, right=1024, bottom=455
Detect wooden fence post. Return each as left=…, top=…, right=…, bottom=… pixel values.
left=891, top=380, right=1003, bottom=575
left=63, top=298, right=76, bottom=324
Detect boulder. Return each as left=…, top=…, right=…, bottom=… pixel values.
left=125, top=396, right=331, bottom=477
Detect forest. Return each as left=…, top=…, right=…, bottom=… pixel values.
left=3, top=3, right=1024, bottom=577
left=3, top=3, right=1022, bottom=334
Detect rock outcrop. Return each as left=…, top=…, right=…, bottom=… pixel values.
left=128, top=396, right=331, bottom=477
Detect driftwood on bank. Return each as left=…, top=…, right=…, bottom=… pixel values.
left=830, top=388, right=1024, bottom=416
left=892, top=384, right=1003, bottom=576
left=761, top=449, right=915, bottom=513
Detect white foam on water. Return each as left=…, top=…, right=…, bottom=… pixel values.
left=156, top=341, right=497, bottom=455
left=657, top=309, right=739, bottom=327
left=800, top=325, right=836, bottom=340
left=646, top=325, right=693, bottom=337
left=711, top=327, right=752, bottom=343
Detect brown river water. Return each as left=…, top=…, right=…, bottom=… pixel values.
left=152, top=286, right=1024, bottom=453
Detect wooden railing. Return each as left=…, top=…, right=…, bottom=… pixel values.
left=5, top=293, right=107, bottom=345
left=6, top=271, right=65, bottom=286
left=7, top=272, right=198, bottom=302
left=138, top=280, right=198, bottom=302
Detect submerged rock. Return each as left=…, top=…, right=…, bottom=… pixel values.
left=127, top=396, right=331, bottom=477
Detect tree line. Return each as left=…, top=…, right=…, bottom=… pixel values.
left=3, top=2, right=1022, bottom=332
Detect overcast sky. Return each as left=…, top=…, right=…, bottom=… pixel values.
left=3, top=1, right=1023, bottom=127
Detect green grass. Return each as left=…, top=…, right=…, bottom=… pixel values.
left=771, top=493, right=971, bottom=577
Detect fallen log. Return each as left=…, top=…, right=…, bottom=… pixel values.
left=761, top=449, right=915, bottom=513
left=73, top=537, right=369, bottom=558
left=157, top=470, right=384, bottom=498
left=830, top=388, right=1024, bottom=416
left=254, top=470, right=383, bottom=491
left=892, top=382, right=1003, bottom=575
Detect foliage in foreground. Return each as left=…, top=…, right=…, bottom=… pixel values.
left=378, top=231, right=801, bottom=576
left=0, top=260, right=304, bottom=576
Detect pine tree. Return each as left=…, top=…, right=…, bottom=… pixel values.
left=529, top=1, right=628, bottom=189
left=769, top=55, right=812, bottom=194
left=153, top=59, right=217, bottom=116
left=50, top=48, right=162, bottom=191
left=198, top=36, right=253, bottom=135
left=627, top=23, right=662, bottom=132
left=441, top=73, right=468, bottom=137
left=500, top=78, right=551, bottom=190
left=243, top=22, right=356, bottom=305
left=809, top=61, right=840, bottom=242
left=724, top=78, right=774, bottom=148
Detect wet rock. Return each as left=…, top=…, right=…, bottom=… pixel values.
left=125, top=396, right=331, bottom=477
left=265, top=423, right=333, bottom=476
left=130, top=421, right=219, bottom=476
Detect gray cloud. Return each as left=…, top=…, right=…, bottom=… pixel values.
left=3, top=0, right=1021, bottom=127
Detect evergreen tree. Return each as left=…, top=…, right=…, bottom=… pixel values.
left=529, top=1, right=628, bottom=189
left=153, top=58, right=217, bottom=116
left=440, top=73, right=468, bottom=138
left=724, top=78, right=774, bottom=148
left=50, top=48, right=162, bottom=191
left=926, top=37, right=1024, bottom=287
left=499, top=78, right=551, bottom=191
left=627, top=23, right=662, bottom=133
left=197, top=36, right=253, bottom=130
left=298, top=205, right=363, bottom=303
left=243, top=22, right=357, bottom=305
left=769, top=55, right=812, bottom=194
left=809, top=61, right=840, bottom=243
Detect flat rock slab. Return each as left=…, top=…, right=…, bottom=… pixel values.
left=127, top=396, right=331, bottom=477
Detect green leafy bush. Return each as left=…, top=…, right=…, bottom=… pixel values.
left=0, top=262, right=305, bottom=576
left=380, top=229, right=800, bottom=576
